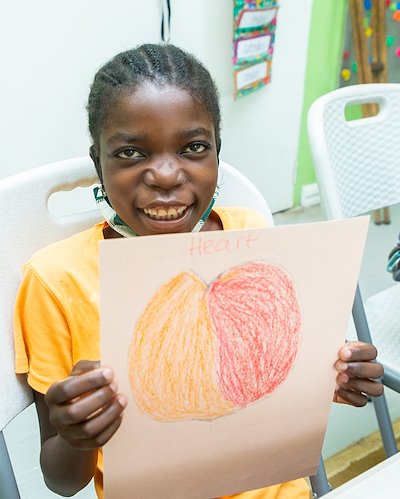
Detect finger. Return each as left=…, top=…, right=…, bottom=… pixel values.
left=339, top=341, right=378, bottom=362
left=65, top=415, right=124, bottom=451
left=336, top=375, right=384, bottom=397
left=54, top=382, right=119, bottom=426
left=46, top=367, right=114, bottom=405
left=335, top=360, right=384, bottom=379
left=71, top=360, right=101, bottom=376
left=334, top=385, right=369, bottom=407
left=59, top=395, right=127, bottom=447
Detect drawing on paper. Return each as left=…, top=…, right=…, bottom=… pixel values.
left=128, top=262, right=301, bottom=421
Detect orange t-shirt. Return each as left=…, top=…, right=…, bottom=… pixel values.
left=14, top=207, right=309, bottom=499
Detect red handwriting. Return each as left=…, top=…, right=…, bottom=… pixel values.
left=188, top=233, right=258, bottom=258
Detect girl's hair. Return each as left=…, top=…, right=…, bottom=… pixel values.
left=87, top=43, right=221, bottom=154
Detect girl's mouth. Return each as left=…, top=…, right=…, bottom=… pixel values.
left=143, top=205, right=188, bottom=221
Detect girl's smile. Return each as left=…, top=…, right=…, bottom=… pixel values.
left=143, top=205, right=188, bottom=220
left=138, top=203, right=193, bottom=232
left=97, top=83, right=221, bottom=236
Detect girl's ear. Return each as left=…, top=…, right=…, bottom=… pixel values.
left=216, top=139, right=221, bottom=163
left=89, top=145, right=103, bottom=184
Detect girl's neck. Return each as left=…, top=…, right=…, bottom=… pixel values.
left=102, top=211, right=223, bottom=239
left=202, top=210, right=223, bottom=232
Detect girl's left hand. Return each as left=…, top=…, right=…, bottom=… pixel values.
left=333, top=341, right=384, bottom=407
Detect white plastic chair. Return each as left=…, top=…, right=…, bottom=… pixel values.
left=0, top=157, right=102, bottom=498
left=307, top=83, right=400, bottom=462
left=0, top=156, right=274, bottom=498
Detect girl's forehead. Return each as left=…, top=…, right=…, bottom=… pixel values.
left=102, top=83, right=214, bottom=134
left=118, top=83, right=206, bottom=114
left=124, top=82, right=191, bottom=102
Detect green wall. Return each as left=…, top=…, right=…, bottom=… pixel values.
left=294, top=0, right=348, bottom=205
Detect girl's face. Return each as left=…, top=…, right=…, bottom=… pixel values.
left=97, top=83, right=219, bottom=236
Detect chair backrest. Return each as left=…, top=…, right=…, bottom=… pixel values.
left=0, top=156, right=273, bottom=432
left=0, top=157, right=101, bottom=432
left=216, top=161, right=274, bottom=225
left=307, top=83, right=400, bottom=219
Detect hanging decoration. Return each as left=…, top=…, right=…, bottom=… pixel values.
left=232, top=0, right=279, bottom=99
left=161, top=0, right=171, bottom=42
left=340, top=0, right=400, bottom=88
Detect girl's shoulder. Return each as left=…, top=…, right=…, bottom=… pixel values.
left=213, top=206, right=268, bottom=231
left=24, top=222, right=106, bottom=278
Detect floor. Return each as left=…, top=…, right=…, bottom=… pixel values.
left=4, top=203, right=400, bottom=498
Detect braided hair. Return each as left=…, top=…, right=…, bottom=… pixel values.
left=87, top=44, right=221, bottom=154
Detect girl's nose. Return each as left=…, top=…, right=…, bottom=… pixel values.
left=143, top=160, right=185, bottom=190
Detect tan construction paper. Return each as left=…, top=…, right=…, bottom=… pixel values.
left=100, top=217, right=369, bottom=499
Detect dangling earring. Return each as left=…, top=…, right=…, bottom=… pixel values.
left=90, top=146, right=137, bottom=237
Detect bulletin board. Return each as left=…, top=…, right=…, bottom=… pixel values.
left=232, top=0, right=279, bottom=99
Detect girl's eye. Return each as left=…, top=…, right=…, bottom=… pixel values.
left=116, top=148, right=144, bottom=159
left=183, top=143, right=207, bottom=154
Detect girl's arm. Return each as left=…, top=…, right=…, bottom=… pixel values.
left=34, top=361, right=127, bottom=497
left=35, top=390, right=98, bottom=496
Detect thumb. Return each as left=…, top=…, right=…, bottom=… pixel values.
left=70, top=359, right=100, bottom=376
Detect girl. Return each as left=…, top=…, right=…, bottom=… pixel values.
left=14, top=44, right=384, bottom=499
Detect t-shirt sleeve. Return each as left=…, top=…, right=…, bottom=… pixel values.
left=242, top=207, right=269, bottom=228
left=215, top=207, right=270, bottom=230
left=14, top=263, right=73, bottom=394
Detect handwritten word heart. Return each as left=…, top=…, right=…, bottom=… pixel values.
left=128, top=262, right=301, bottom=421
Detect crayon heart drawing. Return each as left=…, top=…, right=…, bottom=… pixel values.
left=128, top=262, right=301, bottom=422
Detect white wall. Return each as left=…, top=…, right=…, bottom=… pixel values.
left=171, top=0, right=313, bottom=212
left=1, top=0, right=313, bottom=213
left=0, top=0, right=161, bottom=179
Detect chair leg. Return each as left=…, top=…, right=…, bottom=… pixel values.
left=352, top=285, right=398, bottom=457
left=309, top=455, right=332, bottom=497
left=0, top=430, right=21, bottom=499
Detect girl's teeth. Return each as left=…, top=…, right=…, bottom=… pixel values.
left=143, top=206, right=187, bottom=220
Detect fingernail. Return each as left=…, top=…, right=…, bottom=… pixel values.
left=343, top=348, right=352, bottom=359
left=338, top=373, right=349, bottom=383
left=109, top=382, right=118, bottom=392
left=118, top=395, right=128, bottom=408
left=102, top=367, right=113, bottom=381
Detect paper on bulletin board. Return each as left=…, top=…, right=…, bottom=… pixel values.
left=234, top=34, right=272, bottom=64
left=100, top=217, right=369, bottom=499
left=236, top=7, right=278, bottom=30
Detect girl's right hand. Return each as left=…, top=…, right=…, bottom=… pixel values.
left=44, top=360, right=127, bottom=451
